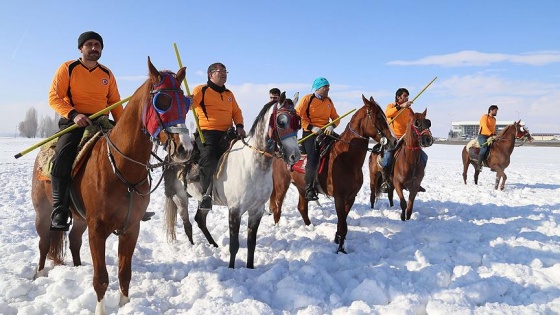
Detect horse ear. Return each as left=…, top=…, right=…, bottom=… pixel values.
left=279, top=91, right=286, bottom=104
left=147, top=56, right=160, bottom=83
left=176, top=67, right=186, bottom=83
left=362, top=94, right=367, bottom=104
left=292, top=92, right=299, bottom=105
left=422, top=108, right=427, bottom=116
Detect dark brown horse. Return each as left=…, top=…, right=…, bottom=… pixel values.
left=462, top=120, right=532, bottom=190
left=32, top=58, right=193, bottom=314
left=269, top=95, right=398, bottom=253
left=369, top=109, right=433, bottom=221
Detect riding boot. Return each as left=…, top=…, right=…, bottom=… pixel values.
left=380, top=166, right=391, bottom=193
left=50, top=175, right=72, bottom=231
left=304, top=171, right=318, bottom=201
left=199, top=182, right=213, bottom=211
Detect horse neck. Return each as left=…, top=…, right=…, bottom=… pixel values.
left=336, top=116, right=370, bottom=160
left=247, top=106, right=274, bottom=152
left=107, top=98, right=153, bottom=165
left=495, top=125, right=517, bottom=154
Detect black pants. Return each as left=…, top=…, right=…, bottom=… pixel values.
left=195, top=130, right=227, bottom=195
left=302, top=132, right=319, bottom=172
left=51, top=119, right=86, bottom=178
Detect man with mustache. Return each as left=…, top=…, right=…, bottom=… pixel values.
left=47, top=31, right=126, bottom=231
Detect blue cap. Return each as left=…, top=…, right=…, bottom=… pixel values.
left=312, top=77, right=329, bottom=91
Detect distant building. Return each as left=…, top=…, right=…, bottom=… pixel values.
left=449, top=121, right=525, bottom=139
left=530, top=133, right=560, bottom=141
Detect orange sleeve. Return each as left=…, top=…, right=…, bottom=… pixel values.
left=48, top=61, right=74, bottom=118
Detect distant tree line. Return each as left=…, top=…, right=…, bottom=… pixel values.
left=18, top=107, right=59, bottom=138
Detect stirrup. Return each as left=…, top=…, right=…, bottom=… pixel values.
left=141, top=212, right=155, bottom=222
left=380, top=182, right=389, bottom=193
left=199, top=195, right=213, bottom=211
left=305, top=190, right=319, bottom=201
left=50, top=207, right=72, bottom=231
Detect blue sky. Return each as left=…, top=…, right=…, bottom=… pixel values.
left=1, top=0, right=559, bottom=138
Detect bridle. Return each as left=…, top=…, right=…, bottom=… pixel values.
left=243, top=100, right=301, bottom=158
left=407, top=116, right=433, bottom=150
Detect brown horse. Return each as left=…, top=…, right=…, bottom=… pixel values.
left=369, top=109, right=433, bottom=221
left=32, top=57, right=193, bottom=314
left=269, top=95, right=398, bottom=253
left=462, top=120, right=532, bottom=190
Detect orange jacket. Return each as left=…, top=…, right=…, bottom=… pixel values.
left=385, top=102, right=411, bottom=138
left=191, top=84, right=244, bottom=131
left=295, top=93, right=340, bottom=131
left=479, top=114, right=496, bottom=136
left=48, top=59, right=123, bottom=121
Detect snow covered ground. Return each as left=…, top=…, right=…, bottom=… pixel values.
left=1, top=137, right=559, bottom=314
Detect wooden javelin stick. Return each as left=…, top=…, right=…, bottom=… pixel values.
left=173, top=43, right=204, bottom=143
left=298, top=108, right=356, bottom=144
left=389, top=76, right=437, bottom=125
left=14, top=96, right=132, bottom=159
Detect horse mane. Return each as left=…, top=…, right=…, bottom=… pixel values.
left=496, top=122, right=515, bottom=139
left=248, top=101, right=275, bottom=136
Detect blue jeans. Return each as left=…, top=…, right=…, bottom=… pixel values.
left=477, top=135, right=490, bottom=161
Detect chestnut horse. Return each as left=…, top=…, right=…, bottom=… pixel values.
left=462, top=120, right=532, bottom=190
left=269, top=95, right=398, bottom=253
left=369, top=109, right=433, bottom=221
left=163, top=92, right=301, bottom=268
left=32, top=58, right=193, bottom=315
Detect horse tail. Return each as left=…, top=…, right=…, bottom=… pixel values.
left=47, top=231, right=66, bottom=265
left=164, top=196, right=178, bottom=242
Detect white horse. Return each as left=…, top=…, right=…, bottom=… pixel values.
left=163, top=92, right=301, bottom=268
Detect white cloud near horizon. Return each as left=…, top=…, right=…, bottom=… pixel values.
left=388, top=50, right=560, bottom=67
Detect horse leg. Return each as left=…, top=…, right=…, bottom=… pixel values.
left=462, top=147, right=469, bottom=184
left=333, top=197, right=351, bottom=254
left=68, top=218, right=87, bottom=266
left=388, top=186, right=394, bottom=207
left=494, top=168, right=506, bottom=190
left=394, top=186, right=408, bottom=221
left=246, top=208, right=264, bottom=269
left=370, top=169, right=382, bottom=209
left=172, top=194, right=194, bottom=245
left=194, top=209, right=218, bottom=247
left=474, top=168, right=480, bottom=185
left=270, top=174, right=290, bottom=225
left=296, top=187, right=311, bottom=226
left=270, top=159, right=292, bottom=224
left=88, top=228, right=111, bottom=314
left=228, top=209, right=242, bottom=269
left=116, top=225, right=140, bottom=307
left=406, top=192, right=417, bottom=220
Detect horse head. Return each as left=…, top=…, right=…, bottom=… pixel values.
left=408, top=108, right=433, bottom=148
left=143, top=57, right=193, bottom=162
left=269, top=91, right=301, bottom=165
left=514, top=120, right=533, bottom=142
left=360, top=95, right=398, bottom=150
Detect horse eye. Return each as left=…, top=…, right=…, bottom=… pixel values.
left=277, top=114, right=288, bottom=128
left=425, top=119, right=431, bottom=128
left=414, top=119, right=422, bottom=128
left=154, top=93, right=172, bottom=112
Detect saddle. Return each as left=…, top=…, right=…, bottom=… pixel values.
left=466, top=137, right=494, bottom=163
left=36, top=117, right=115, bottom=181
left=290, top=133, right=337, bottom=174
left=184, top=126, right=238, bottom=186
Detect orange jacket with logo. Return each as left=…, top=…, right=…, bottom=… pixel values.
left=48, top=59, right=123, bottom=121
left=295, top=93, right=340, bottom=131
left=479, top=114, right=496, bottom=136
left=191, top=84, right=244, bottom=131
left=385, top=102, right=411, bottom=138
